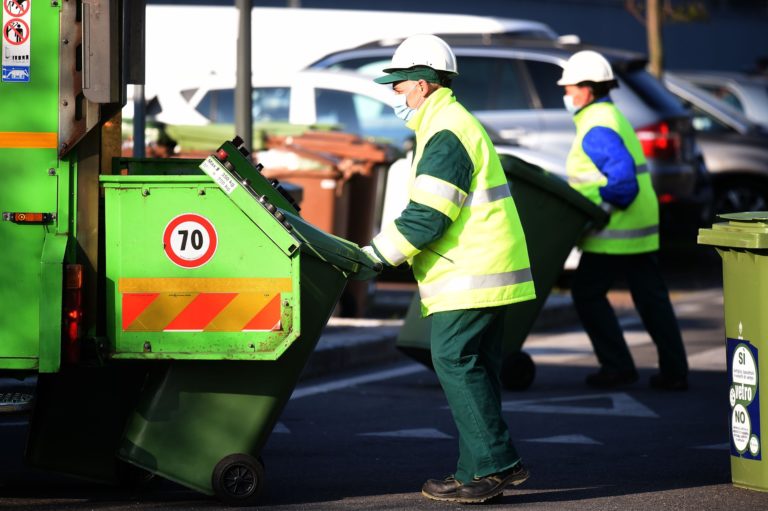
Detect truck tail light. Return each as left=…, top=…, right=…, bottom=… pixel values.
left=637, top=121, right=681, bottom=161
left=63, top=264, right=83, bottom=364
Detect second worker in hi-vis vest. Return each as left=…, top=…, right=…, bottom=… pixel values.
left=559, top=50, right=689, bottom=391
left=361, top=34, right=534, bottom=504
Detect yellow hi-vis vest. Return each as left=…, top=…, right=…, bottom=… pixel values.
left=374, top=88, right=536, bottom=316
left=567, top=101, right=659, bottom=254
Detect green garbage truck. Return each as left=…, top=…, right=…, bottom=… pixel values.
left=0, top=2, right=379, bottom=505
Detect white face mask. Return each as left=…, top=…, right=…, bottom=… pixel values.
left=563, top=94, right=578, bottom=114
left=393, top=83, right=420, bottom=122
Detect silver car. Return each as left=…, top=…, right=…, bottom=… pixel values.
left=669, top=71, right=768, bottom=131
left=664, top=73, right=768, bottom=215
left=309, top=38, right=713, bottom=233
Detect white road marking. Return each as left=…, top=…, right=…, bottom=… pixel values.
left=273, top=422, right=291, bottom=434
left=359, top=428, right=453, bottom=439
left=693, top=442, right=729, bottom=450
left=290, top=363, right=427, bottom=400
left=502, top=392, right=658, bottom=418
left=688, top=346, right=726, bottom=371
left=524, top=434, right=602, bottom=445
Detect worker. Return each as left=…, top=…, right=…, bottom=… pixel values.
left=362, top=34, right=535, bottom=503
left=558, top=50, right=689, bottom=391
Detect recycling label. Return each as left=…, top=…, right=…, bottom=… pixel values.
left=727, top=338, right=761, bottom=459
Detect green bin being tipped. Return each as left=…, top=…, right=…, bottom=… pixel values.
left=100, top=138, right=380, bottom=506
left=396, top=156, right=608, bottom=390
left=698, top=212, right=768, bottom=492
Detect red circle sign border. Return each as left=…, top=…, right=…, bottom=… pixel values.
left=163, top=213, right=218, bottom=269
left=4, top=0, right=30, bottom=17
left=4, top=19, right=29, bottom=46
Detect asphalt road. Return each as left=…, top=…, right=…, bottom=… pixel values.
left=2, top=262, right=768, bottom=510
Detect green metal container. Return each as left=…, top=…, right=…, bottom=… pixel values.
left=106, top=142, right=378, bottom=505
left=397, top=156, right=608, bottom=390
left=698, top=212, right=768, bottom=491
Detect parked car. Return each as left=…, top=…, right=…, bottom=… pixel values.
left=308, top=37, right=713, bottom=234
left=143, top=68, right=568, bottom=172
left=669, top=71, right=768, bottom=131
left=663, top=73, right=768, bottom=215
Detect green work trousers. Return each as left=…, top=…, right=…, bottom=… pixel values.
left=430, top=306, right=520, bottom=483
left=572, top=251, right=688, bottom=378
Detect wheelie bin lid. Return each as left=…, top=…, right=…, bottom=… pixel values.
left=501, top=155, right=608, bottom=224
left=698, top=212, right=768, bottom=249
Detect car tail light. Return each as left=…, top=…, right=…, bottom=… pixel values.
left=63, top=264, right=83, bottom=364
left=636, top=121, right=681, bottom=161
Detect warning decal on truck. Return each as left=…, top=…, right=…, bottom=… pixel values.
left=728, top=337, right=761, bottom=459
left=2, top=0, right=31, bottom=82
left=119, top=277, right=292, bottom=332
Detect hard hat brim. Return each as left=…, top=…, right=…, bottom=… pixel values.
left=374, top=66, right=451, bottom=84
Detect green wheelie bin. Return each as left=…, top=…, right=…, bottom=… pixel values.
left=396, top=155, right=608, bottom=390
left=698, top=212, right=768, bottom=491
left=98, top=138, right=380, bottom=505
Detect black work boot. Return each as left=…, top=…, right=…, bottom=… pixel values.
left=421, top=475, right=462, bottom=502
left=455, top=463, right=530, bottom=503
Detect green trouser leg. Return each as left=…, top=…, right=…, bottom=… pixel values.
left=430, top=306, right=521, bottom=484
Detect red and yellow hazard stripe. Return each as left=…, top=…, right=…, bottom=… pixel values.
left=119, top=278, right=292, bottom=332
left=0, top=132, right=57, bottom=149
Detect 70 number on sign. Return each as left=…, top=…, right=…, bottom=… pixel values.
left=163, top=214, right=218, bottom=268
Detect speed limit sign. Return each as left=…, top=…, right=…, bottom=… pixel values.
left=163, top=213, right=218, bottom=268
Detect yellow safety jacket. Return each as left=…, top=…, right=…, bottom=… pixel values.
left=373, top=88, right=536, bottom=316
left=567, top=101, right=659, bottom=254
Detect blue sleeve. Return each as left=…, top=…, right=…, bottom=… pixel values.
left=582, top=126, right=639, bottom=208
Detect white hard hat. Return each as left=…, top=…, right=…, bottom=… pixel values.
left=557, top=50, right=614, bottom=86
left=383, top=34, right=458, bottom=75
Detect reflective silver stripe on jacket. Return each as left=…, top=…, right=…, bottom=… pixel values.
left=419, top=268, right=533, bottom=299
left=465, top=184, right=511, bottom=206
left=591, top=225, right=658, bottom=240
left=568, top=171, right=604, bottom=185
left=413, top=174, right=467, bottom=207
left=568, top=163, right=649, bottom=186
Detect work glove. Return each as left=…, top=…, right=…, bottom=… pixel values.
left=351, top=245, right=384, bottom=281
left=361, top=245, right=382, bottom=264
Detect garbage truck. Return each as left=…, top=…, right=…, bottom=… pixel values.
left=0, top=2, right=380, bottom=505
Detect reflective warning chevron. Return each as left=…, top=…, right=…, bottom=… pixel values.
left=119, top=278, right=292, bottom=332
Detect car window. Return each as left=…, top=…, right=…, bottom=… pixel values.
left=194, top=87, right=291, bottom=123
left=685, top=104, right=734, bottom=134
left=453, top=57, right=530, bottom=111
left=524, top=60, right=565, bottom=109
left=314, top=88, right=408, bottom=147
left=618, top=68, right=686, bottom=115
left=696, top=84, right=745, bottom=113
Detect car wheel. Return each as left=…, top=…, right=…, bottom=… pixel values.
left=713, top=177, right=768, bottom=216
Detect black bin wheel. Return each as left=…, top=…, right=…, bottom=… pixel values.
left=500, top=351, right=536, bottom=391
left=212, top=453, right=265, bottom=507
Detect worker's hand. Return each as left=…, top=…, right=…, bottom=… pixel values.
left=351, top=245, right=383, bottom=281
left=361, top=245, right=382, bottom=265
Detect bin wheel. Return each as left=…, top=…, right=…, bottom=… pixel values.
left=212, top=453, right=265, bottom=507
left=500, top=351, right=536, bottom=391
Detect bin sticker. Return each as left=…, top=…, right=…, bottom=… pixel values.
left=163, top=213, right=218, bottom=269
left=200, top=156, right=239, bottom=195
left=2, top=0, right=31, bottom=83
left=727, top=338, right=761, bottom=459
